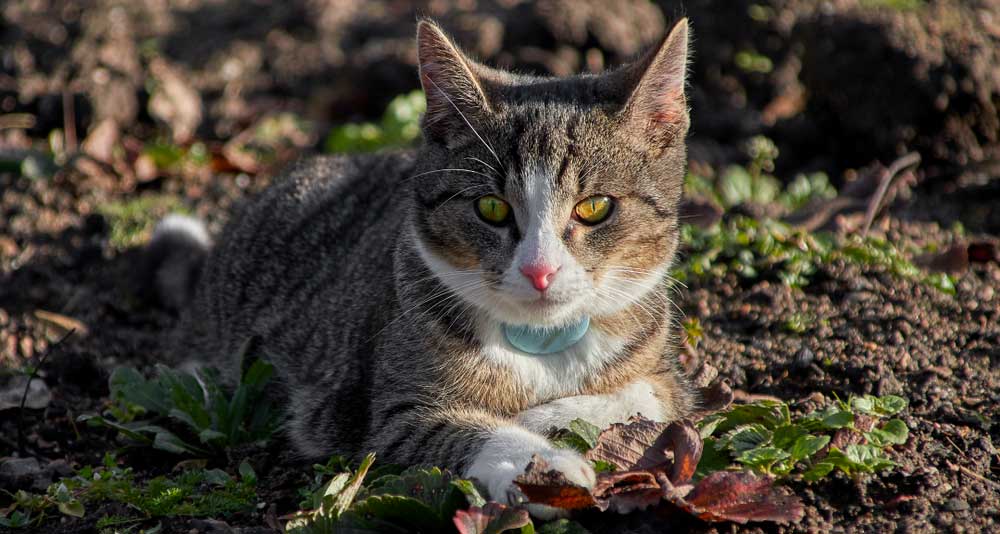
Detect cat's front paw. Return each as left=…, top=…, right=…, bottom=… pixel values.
left=465, top=426, right=595, bottom=518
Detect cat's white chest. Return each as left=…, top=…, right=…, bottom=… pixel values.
left=477, top=322, right=627, bottom=401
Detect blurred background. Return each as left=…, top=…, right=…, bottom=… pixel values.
left=2, top=0, right=999, bottom=213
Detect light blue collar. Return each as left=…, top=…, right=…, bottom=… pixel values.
left=503, top=316, right=590, bottom=355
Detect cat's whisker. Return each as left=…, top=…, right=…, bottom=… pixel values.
left=423, top=75, right=505, bottom=170
left=432, top=184, right=492, bottom=216
left=402, top=167, right=496, bottom=184
left=367, top=277, right=487, bottom=341
left=464, top=156, right=502, bottom=179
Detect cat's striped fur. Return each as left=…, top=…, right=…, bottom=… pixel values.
left=156, top=18, right=697, bottom=513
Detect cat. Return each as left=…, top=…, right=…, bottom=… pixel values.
left=151, top=17, right=697, bottom=515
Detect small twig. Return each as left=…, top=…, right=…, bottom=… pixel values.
left=17, top=329, right=75, bottom=455
left=948, top=461, right=1000, bottom=492
left=861, top=152, right=921, bottom=237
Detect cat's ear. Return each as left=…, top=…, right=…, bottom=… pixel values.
left=416, top=19, right=492, bottom=143
left=620, top=18, right=690, bottom=150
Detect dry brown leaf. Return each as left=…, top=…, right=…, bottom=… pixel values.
left=660, top=471, right=804, bottom=524
left=514, top=455, right=599, bottom=510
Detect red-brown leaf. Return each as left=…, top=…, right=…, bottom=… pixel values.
left=585, top=417, right=701, bottom=481
left=514, top=455, right=599, bottom=510
left=453, top=502, right=531, bottom=534
left=660, top=471, right=804, bottom=524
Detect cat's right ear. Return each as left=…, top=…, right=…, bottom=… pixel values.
left=416, top=19, right=492, bottom=143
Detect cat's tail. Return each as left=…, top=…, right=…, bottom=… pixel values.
left=142, top=214, right=212, bottom=311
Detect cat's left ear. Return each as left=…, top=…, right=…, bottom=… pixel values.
left=416, top=19, right=493, bottom=143
left=620, top=18, right=690, bottom=150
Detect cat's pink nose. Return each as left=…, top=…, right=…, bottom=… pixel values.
left=520, top=263, right=559, bottom=292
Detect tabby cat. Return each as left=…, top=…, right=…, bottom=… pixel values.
left=152, top=18, right=697, bottom=514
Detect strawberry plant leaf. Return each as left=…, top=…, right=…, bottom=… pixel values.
left=866, top=419, right=908, bottom=447
left=788, top=434, right=830, bottom=462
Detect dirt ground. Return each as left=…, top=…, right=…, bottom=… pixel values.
left=2, top=1, right=999, bottom=533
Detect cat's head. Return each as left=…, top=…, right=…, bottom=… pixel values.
left=409, top=18, right=690, bottom=329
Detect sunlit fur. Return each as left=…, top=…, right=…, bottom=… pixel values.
left=159, top=19, right=697, bottom=512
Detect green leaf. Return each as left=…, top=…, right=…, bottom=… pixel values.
left=198, top=429, right=227, bottom=445
left=866, top=419, right=909, bottom=447
left=736, top=446, right=789, bottom=473
left=342, top=494, right=444, bottom=532
left=717, top=423, right=772, bottom=452
left=451, top=479, right=486, bottom=508
left=238, top=460, right=257, bottom=485
left=241, top=359, right=275, bottom=390
left=57, top=500, right=85, bottom=518
left=820, top=410, right=854, bottom=430
left=789, top=434, right=830, bottom=462
left=695, top=437, right=732, bottom=480
left=874, top=395, right=908, bottom=416
left=109, top=367, right=171, bottom=415
left=333, top=453, right=376, bottom=516
left=567, top=419, right=601, bottom=450
left=203, top=469, right=232, bottom=486
left=152, top=429, right=206, bottom=455
left=771, top=425, right=809, bottom=450
left=801, top=461, right=835, bottom=482
left=367, top=465, right=466, bottom=525
left=708, top=400, right=790, bottom=434
left=592, top=460, right=616, bottom=474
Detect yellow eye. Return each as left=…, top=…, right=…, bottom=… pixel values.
left=476, top=195, right=511, bottom=225
left=574, top=195, right=613, bottom=225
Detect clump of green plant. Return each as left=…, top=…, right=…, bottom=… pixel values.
left=98, top=194, right=187, bottom=250
left=674, top=215, right=958, bottom=293
left=697, top=395, right=908, bottom=481
left=0, top=453, right=257, bottom=529
left=79, top=359, right=280, bottom=455
left=685, top=136, right=836, bottom=211
left=286, top=453, right=528, bottom=534
left=325, top=90, right=426, bottom=153
left=734, top=49, right=773, bottom=74
left=674, top=216, right=833, bottom=287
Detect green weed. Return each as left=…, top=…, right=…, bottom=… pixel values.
left=325, top=91, right=426, bottom=153
left=97, top=194, right=187, bottom=250
left=698, top=394, right=908, bottom=480
left=0, top=453, right=257, bottom=528
left=79, top=359, right=280, bottom=455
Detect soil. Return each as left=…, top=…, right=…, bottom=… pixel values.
left=1, top=1, right=999, bottom=533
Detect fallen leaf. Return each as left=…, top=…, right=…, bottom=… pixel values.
left=586, top=418, right=702, bottom=480
left=514, top=455, right=599, bottom=510
left=148, top=58, right=202, bottom=144
left=591, top=470, right=662, bottom=513
left=659, top=471, right=804, bottom=524
left=453, top=502, right=530, bottom=534
left=81, top=119, right=119, bottom=163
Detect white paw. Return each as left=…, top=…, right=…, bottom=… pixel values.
left=464, top=426, right=596, bottom=517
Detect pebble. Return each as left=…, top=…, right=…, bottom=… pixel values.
left=945, top=498, right=970, bottom=512
left=794, top=347, right=815, bottom=368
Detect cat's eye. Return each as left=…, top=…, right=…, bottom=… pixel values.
left=476, top=195, right=511, bottom=225
left=574, top=195, right=614, bottom=225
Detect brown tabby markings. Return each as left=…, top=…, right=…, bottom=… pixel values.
left=158, top=18, right=697, bottom=504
